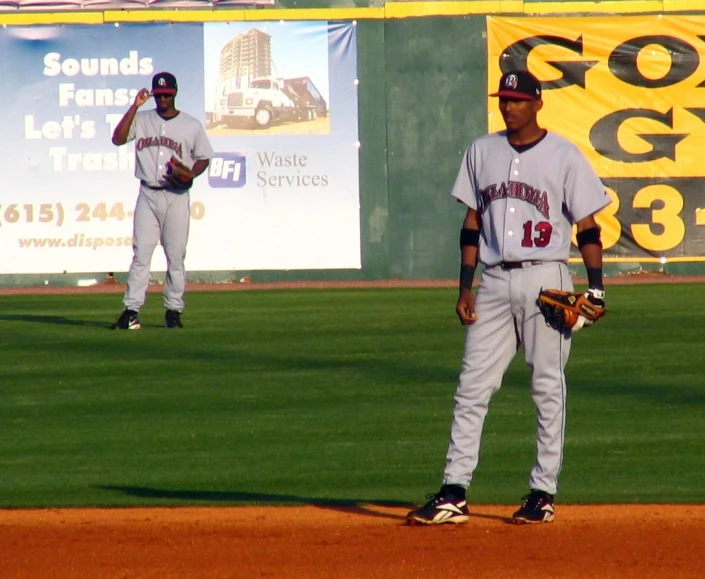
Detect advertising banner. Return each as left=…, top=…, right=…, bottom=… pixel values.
left=0, top=21, right=359, bottom=274
left=487, top=16, right=705, bottom=262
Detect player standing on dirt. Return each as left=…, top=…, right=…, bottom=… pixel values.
left=407, top=70, right=610, bottom=525
left=110, top=72, right=213, bottom=330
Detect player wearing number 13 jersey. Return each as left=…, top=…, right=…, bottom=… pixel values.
left=407, top=70, right=610, bottom=526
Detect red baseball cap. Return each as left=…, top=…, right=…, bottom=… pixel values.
left=152, top=72, right=178, bottom=96
left=490, top=70, right=542, bottom=100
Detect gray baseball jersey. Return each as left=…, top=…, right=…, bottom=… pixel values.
left=122, top=110, right=213, bottom=313
left=128, top=109, right=213, bottom=187
left=451, top=131, right=609, bottom=265
left=442, top=130, right=610, bottom=497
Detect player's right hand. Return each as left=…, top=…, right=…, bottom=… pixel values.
left=456, top=292, right=477, bottom=325
left=134, top=89, right=152, bottom=107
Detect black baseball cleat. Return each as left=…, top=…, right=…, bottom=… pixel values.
left=110, top=309, right=140, bottom=330
left=165, top=309, right=183, bottom=328
left=406, top=485, right=469, bottom=525
left=512, top=489, right=555, bottom=524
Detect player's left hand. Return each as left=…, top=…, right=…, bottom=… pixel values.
left=574, top=288, right=605, bottom=331
left=537, top=287, right=605, bottom=333
left=165, top=156, right=195, bottom=189
left=456, top=291, right=478, bottom=325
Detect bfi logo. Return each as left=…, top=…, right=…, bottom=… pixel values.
left=208, top=153, right=246, bottom=188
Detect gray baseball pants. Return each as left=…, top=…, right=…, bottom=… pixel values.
left=123, top=184, right=190, bottom=312
left=443, top=262, right=573, bottom=495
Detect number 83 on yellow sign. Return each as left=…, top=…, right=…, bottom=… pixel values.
left=572, top=185, right=689, bottom=253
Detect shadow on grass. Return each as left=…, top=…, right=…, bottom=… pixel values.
left=98, top=486, right=512, bottom=523
left=0, top=314, right=109, bottom=328
left=98, top=485, right=413, bottom=521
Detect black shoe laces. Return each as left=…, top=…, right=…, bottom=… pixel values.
left=521, top=491, right=551, bottom=510
left=424, top=490, right=465, bottom=507
left=424, top=492, right=443, bottom=506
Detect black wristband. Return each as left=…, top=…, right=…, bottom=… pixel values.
left=460, top=264, right=476, bottom=291
left=586, top=266, right=604, bottom=290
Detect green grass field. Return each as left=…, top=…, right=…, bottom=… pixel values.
left=0, top=285, right=703, bottom=508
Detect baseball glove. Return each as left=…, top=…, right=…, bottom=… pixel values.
left=165, top=156, right=195, bottom=190
left=537, top=288, right=606, bottom=332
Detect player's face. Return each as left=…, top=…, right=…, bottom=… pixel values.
left=498, top=98, right=542, bottom=132
left=154, top=93, right=176, bottom=113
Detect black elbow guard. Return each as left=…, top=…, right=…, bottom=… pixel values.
left=460, top=228, right=480, bottom=248
left=576, top=226, right=601, bottom=249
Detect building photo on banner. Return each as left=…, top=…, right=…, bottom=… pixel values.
left=488, top=15, right=705, bottom=264
left=0, top=21, right=360, bottom=275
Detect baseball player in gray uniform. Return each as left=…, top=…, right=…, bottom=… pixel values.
left=407, top=70, right=610, bottom=525
left=110, top=72, right=213, bottom=330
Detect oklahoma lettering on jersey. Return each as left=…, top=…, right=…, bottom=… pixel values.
left=135, top=136, right=183, bottom=160
left=126, top=109, right=213, bottom=188
left=479, top=180, right=549, bottom=219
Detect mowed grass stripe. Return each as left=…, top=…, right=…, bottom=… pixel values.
left=0, top=285, right=703, bottom=507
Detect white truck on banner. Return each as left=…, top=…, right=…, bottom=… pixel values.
left=211, top=75, right=328, bottom=129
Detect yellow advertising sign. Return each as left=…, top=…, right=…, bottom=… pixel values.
left=488, top=16, right=705, bottom=178
left=487, top=16, right=705, bottom=260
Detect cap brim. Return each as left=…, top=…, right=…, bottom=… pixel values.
left=152, top=88, right=177, bottom=95
left=489, top=90, right=536, bottom=100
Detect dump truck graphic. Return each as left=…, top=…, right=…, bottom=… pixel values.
left=213, top=75, right=328, bottom=129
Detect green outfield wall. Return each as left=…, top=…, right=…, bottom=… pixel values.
left=1, top=1, right=703, bottom=287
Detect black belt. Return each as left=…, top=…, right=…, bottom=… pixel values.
left=141, top=181, right=168, bottom=190
left=499, top=261, right=544, bottom=270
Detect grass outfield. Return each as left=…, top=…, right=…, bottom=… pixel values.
left=0, top=285, right=703, bottom=508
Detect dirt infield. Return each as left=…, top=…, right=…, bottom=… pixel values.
left=1, top=505, right=704, bottom=578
